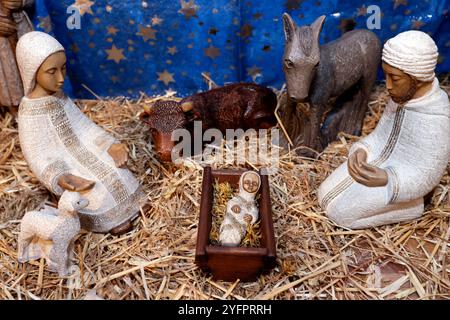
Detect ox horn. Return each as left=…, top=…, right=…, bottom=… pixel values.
left=180, top=101, right=194, bottom=112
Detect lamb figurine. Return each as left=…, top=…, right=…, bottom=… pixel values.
left=219, top=171, right=261, bottom=246
left=17, top=191, right=88, bottom=277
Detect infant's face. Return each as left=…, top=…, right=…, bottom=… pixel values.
left=242, top=172, right=260, bottom=193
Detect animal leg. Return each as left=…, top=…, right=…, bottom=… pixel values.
left=320, top=80, right=366, bottom=146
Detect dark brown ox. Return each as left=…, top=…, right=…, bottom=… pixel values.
left=141, top=83, right=277, bottom=163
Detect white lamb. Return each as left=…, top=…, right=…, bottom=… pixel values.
left=17, top=191, right=89, bottom=277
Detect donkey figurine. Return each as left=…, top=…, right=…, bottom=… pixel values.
left=280, top=13, right=381, bottom=156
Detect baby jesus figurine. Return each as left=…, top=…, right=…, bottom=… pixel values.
left=219, top=171, right=261, bottom=246
left=16, top=32, right=144, bottom=235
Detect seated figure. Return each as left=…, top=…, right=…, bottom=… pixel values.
left=16, top=31, right=144, bottom=235
left=318, top=30, right=450, bottom=229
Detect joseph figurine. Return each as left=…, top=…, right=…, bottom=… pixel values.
left=0, top=0, right=34, bottom=112
left=16, top=32, right=144, bottom=235
left=318, top=31, right=450, bottom=229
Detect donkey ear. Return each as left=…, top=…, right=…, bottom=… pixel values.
left=311, top=15, right=326, bottom=39
left=282, top=13, right=296, bottom=42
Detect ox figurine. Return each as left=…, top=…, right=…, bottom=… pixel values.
left=141, top=83, right=277, bottom=163
left=280, top=13, right=381, bottom=156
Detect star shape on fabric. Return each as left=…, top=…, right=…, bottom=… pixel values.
left=157, top=70, right=175, bottom=86
left=204, top=45, right=221, bottom=59
left=105, top=44, right=126, bottom=63
left=168, top=46, right=178, bottom=55
left=136, top=25, right=157, bottom=42
left=247, top=65, right=262, bottom=82
left=285, top=0, right=304, bottom=11
left=38, top=16, right=52, bottom=33
left=152, top=15, right=163, bottom=26
left=107, top=26, right=119, bottom=36
left=357, top=5, right=367, bottom=16
left=105, top=5, right=112, bottom=13
left=411, top=19, right=425, bottom=29
left=240, top=24, right=253, bottom=39
left=178, top=0, right=199, bottom=20
left=393, top=0, right=408, bottom=10
left=110, top=76, right=120, bottom=83
left=70, top=43, right=80, bottom=53
left=72, top=0, right=95, bottom=16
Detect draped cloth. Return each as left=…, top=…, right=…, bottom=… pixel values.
left=318, top=78, right=450, bottom=229
left=0, top=0, right=34, bottom=108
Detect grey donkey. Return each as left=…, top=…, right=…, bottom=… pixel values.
left=280, top=13, right=381, bottom=156
left=18, top=191, right=89, bottom=277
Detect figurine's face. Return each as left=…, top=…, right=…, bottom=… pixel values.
left=382, top=62, right=418, bottom=105
left=35, top=51, right=67, bottom=95
left=282, top=14, right=324, bottom=102
left=242, top=172, right=260, bottom=194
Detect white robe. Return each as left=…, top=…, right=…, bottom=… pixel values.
left=18, top=93, right=143, bottom=232
left=318, top=78, right=450, bottom=229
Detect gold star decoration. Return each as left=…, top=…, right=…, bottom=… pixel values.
left=285, top=0, right=303, bottom=11
left=107, top=26, right=119, bottom=36
left=204, top=45, right=221, bottom=59
left=179, top=0, right=199, bottom=20
left=72, top=0, right=95, bottom=16
left=152, top=15, right=163, bottom=26
left=247, top=65, right=262, bottom=82
left=357, top=5, right=367, bottom=16
left=240, top=24, right=253, bottom=39
left=70, top=43, right=80, bottom=53
left=136, top=25, right=157, bottom=42
left=412, top=19, right=425, bottom=29
left=393, top=0, right=408, bottom=10
left=157, top=70, right=175, bottom=86
left=110, top=76, right=120, bottom=83
left=168, top=46, right=178, bottom=55
left=105, top=44, right=126, bottom=63
left=38, top=16, right=52, bottom=33
left=105, top=5, right=112, bottom=13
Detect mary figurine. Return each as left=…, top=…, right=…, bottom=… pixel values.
left=16, top=31, right=143, bottom=235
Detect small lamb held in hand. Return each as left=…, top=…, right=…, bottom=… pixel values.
left=18, top=191, right=89, bottom=277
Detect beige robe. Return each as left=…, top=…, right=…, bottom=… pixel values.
left=18, top=93, right=143, bottom=232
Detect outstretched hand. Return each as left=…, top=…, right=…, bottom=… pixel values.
left=58, top=174, right=95, bottom=192
left=108, top=143, right=129, bottom=168
left=347, top=148, right=388, bottom=187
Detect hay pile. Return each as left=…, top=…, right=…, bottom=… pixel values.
left=0, top=82, right=449, bottom=300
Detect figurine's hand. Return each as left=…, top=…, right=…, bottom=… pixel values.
left=0, top=16, right=16, bottom=37
left=2, top=0, right=23, bottom=10
left=58, top=174, right=95, bottom=192
left=243, top=214, right=253, bottom=225
left=108, top=143, right=129, bottom=168
left=348, top=148, right=388, bottom=187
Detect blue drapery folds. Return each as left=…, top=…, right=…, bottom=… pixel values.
left=30, top=0, right=449, bottom=99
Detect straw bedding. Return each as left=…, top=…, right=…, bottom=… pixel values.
left=0, top=80, right=448, bottom=300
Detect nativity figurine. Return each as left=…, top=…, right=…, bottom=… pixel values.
left=18, top=191, right=88, bottom=277
left=219, top=171, right=261, bottom=246
left=16, top=31, right=144, bottom=235
left=141, top=83, right=277, bottom=163
left=318, top=30, right=450, bottom=229
left=0, top=0, right=34, bottom=113
left=280, top=13, right=381, bottom=156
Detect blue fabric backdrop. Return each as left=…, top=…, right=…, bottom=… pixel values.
left=29, top=0, right=450, bottom=99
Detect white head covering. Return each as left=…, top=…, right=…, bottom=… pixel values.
left=16, top=31, right=65, bottom=96
left=382, top=30, right=438, bottom=82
